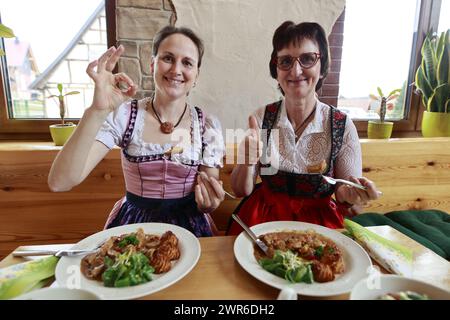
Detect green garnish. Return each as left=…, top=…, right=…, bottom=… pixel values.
left=102, top=250, right=154, bottom=287
left=259, top=250, right=314, bottom=284
left=314, top=246, right=324, bottom=258
left=117, top=234, right=139, bottom=248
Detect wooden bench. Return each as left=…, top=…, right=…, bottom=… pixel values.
left=1, top=138, right=449, bottom=258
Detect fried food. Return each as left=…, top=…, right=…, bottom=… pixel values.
left=254, top=229, right=345, bottom=283
left=81, top=229, right=180, bottom=284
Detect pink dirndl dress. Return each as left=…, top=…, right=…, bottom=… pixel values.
left=102, top=99, right=219, bottom=237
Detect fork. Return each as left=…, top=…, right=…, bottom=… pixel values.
left=231, top=214, right=269, bottom=255
left=322, top=175, right=367, bottom=190
left=223, top=190, right=237, bottom=199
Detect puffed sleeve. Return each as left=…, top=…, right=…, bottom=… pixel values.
left=201, top=113, right=225, bottom=168
left=95, top=101, right=131, bottom=149
left=334, top=116, right=362, bottom=179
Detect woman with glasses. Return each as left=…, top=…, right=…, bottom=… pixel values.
left=227, top=21, right=380, bottom=235
left=48, top=26, right=225, bottom=237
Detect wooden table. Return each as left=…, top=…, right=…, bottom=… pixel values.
left=0, top=236, right=348, bottom=300
left=2, top=227, right=447, bottom=299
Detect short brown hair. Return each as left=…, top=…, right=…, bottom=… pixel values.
left=269, top=21, right=330, bottom=92
left=152, top=26, right=205, bottom=68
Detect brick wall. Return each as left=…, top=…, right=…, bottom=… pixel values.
left=318, top=10, right=345, bottom=107
left=114, top=1, right=345, bottom=106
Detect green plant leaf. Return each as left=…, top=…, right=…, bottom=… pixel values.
left=377, top=87, right=384, bottom=97
left=388, top=89, right=401, bottom=97
left=57, top=83, right=63, bottom=95
left=436, top=30, right=449, bottom=86
left=0, top=49, right=4, bottom=56
left=422, top=35, right=437, bottom=89
left=415, top=64, right=433, bottom=110
left=0, top=23, right=15, bottom=38
left=64, top=91, right=80, bottom=96
left=428, top=83, right=450, bottom=113
left=436, top=31, right=445, bottom=65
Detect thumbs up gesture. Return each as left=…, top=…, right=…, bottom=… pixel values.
left=238, top=115, right=263, bottom=166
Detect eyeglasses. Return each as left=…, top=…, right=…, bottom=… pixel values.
left=273, top=52, right=321, bottom=71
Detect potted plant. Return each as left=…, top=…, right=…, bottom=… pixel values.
left=415, top=29, right=450, bottom=137
left=48, top=83, right=79, bottom=146
left=367, top=87, right=401, bottom=139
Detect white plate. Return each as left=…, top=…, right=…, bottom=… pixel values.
left=233, top=221, right=372, bottom=297
left=55, top=223, right=200, bottom=300
left=14, top=288, right=101, bottom=300
left=350, top=274, right=450, bottom=300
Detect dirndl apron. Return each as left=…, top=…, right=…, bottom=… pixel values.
left=227, top=100, right=350, bottom=235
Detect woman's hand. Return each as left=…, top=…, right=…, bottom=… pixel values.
left=238, top=115, right=263, bottom=166
left=86, top=45, right=137, bottom=113
left=195, top=172, right=225, bottom=214
left=335, top=176, right=381, bottom=207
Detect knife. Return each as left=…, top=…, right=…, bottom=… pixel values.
left=12, top=249, right=98, bottom=258
left=231, top=214, right=269, bottom=255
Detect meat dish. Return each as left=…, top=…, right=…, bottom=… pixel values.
left=254, top=229, right=345, bottom=283
left=80, top=228, right=180, bottom=287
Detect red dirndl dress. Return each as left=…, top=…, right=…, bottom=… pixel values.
left=227, top=101, right=351, bottom=235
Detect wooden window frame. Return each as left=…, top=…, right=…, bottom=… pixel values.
left=0, top=0, right=117, bottom=140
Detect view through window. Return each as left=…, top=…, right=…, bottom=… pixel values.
left=337, top=0, right=419, bottom=121
left=438, top=0, right=450, bottom=33
left=1, top=0, right=106, bottom=119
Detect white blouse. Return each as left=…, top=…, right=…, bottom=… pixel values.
left=95, top=98, right=225, bottom=168
left=252, top=99, right=362, bottom=179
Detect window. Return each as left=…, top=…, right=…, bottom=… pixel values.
left=0, top=0, right=447, bottom=138
left=337, top=0, right=448, bottom=136
left=0, top=0, right=115, bottom=139
left=438, top=0, right=450, bottom=32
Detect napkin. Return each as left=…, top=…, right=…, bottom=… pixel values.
left=0, top=256, right=58, bottom=299
left=344, top=219, right=413, bottom=276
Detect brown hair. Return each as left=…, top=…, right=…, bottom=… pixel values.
left=152, top=26, right=205, bottom=68
left=269, top=21, right=330, bottom=93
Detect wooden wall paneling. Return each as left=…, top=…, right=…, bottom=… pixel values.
left=1, top=138, right=450, bottom=258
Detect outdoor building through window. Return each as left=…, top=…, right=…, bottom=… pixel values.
left=438, top=0, right=450, bottom=33
left=338, top=0, right=449, bottom=123
left=1, top=0, right=106, bottom=119
left=337, top=0, right=418, bottom=121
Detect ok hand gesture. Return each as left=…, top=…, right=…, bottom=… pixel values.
left=86, top=45, right=137, bottom=113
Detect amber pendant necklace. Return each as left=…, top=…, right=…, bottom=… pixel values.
left=148, top=97, right=188, bottom=134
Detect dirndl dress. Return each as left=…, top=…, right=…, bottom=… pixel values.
left=104, top=99, right=214, bottom=237
left=227, top=100, right=351, bottom=235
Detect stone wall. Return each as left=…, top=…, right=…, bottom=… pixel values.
left=116, top=0, right=174, bottom=100
left=115, top=0, right=344, bottom=120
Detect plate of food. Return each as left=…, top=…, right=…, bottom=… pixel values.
left=55, top=223, right=200, bottom=300
left=233, top=221, right=372, bottom=297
